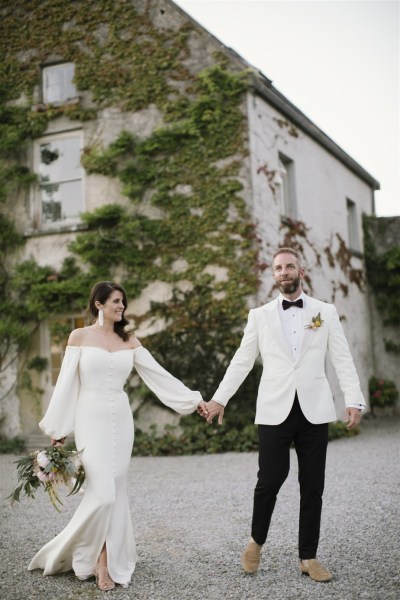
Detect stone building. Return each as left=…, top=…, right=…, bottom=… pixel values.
left=0, top=0, right=385, bottom=445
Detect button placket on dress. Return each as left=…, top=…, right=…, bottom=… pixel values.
left=108, top=355, right=117, bottom=476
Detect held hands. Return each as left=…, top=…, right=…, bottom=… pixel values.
left=345, top=408, right=362, bottom=430
left=197, top=401, right=209, bottom=419
left=200, top=403, right=361, bottom=429
left=197, top=399, right=224, bottom=425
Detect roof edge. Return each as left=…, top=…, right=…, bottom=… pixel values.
left=249, top=74, right=380, bottom=191
left=169, top=0, right=379, bottom=190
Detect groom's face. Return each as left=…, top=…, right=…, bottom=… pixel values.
left=273, top=252, right=304, bottom=296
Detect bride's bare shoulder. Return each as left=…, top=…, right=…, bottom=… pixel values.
left=68, top=326, right=91, bottom=346
left=127, top=334, right=142, bottom=350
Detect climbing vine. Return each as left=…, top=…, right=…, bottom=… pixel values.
left=72, top=63, right=261, bottom=399
left=0, top=0, right=263, bottom=434
left=1, top=0, right=381, bottom=443
left=363, top=215, right=400, bottom=326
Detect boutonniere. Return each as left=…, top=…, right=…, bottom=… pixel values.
left=304, top=312, right=324, bottom=330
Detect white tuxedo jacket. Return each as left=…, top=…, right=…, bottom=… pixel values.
left=212, top=295, right=365, bottom=425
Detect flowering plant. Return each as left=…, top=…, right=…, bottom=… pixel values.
left=304, top=312, right=324, bottom=330
left=369, top=376, right=398, bottom=410
left=8, top=445, right=85, bottom=511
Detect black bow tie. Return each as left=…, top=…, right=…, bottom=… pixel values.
left=282, top=298, right=303, bottom=310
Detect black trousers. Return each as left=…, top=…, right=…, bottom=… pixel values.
left=251, top=394, right=329, bottom=559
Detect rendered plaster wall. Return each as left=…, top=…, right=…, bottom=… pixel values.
left=246, top=92, right=375, bottom=416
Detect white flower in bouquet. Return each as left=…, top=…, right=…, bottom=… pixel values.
left=36, top=451, right=50, bottom=469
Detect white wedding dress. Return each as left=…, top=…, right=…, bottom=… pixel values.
left=28, top=345, right=201, bottom=586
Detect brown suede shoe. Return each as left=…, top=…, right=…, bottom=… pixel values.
left=300, top=559, right=332, bottom=582
left=241, top=540, right=263, bottom=573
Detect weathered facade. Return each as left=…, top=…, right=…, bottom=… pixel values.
left=1, top=0, right=389, bottom=444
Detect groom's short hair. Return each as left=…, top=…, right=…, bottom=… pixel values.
left=272, top=247, right=303, bottom=268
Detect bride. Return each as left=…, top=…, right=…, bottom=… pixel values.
left=28, top=281, right=207, bottom=591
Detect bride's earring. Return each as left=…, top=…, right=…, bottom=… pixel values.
left=98, top=308, right=104, bottom=327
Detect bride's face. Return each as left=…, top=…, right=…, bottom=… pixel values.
left=101, top=290, right=125, bottom=323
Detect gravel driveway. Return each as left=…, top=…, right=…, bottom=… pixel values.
left=0, top=416, right=399, bottom=600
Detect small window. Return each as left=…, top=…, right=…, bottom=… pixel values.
left=50, top=316, right=85, bottom=385
left=34, top=132, right=84, bottom=226
left=277, top=153, right=297, bottom=219
left=42, top=63, right=77, bottom=104
left=346, top=198, right=360, bottom=252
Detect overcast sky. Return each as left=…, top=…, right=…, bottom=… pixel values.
left=173, top=0, right=399, bottom=217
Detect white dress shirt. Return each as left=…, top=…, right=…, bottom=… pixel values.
left=278, top=292, right=306, bottom=361
left=279, top=292, right=364, bottom=411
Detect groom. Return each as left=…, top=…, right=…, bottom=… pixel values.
left=204, top=247, right=365, bottom=582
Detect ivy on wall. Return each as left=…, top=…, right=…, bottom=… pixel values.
left=0, top=0, right=379, bottom=442
left=363, top=215, right=400, bottom=326
left=1, top=0, right=192, bottom=111
left=0, top=0, right=263, bottom=431
left=73, top=63, right=262, bottom=400
left=273, top=217, right=364, bottom=304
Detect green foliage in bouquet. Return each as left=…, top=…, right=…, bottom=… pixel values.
left=8, top=445, right=85, bottom=511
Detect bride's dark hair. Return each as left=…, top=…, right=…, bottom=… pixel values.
left=88, top=281, right=130, bottom=342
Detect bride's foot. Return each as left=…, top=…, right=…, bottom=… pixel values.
left=95, top=565, right=115, bottom=591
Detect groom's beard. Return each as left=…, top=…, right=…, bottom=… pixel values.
left=279, top=275, right=301, bottom=295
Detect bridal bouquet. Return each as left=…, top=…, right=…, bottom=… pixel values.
left=8, top=445, right=85, bottom=511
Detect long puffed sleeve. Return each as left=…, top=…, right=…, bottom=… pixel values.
left=39, top=345, right=81, bottom=439
left=133, top=346, right=202, bottom=414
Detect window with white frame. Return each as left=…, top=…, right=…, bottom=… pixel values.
left=49, top=316, right=85, bottom=385
left=346, top=198, right=360, bottom=252
left=34, top=132, right=84, bottom=226
left=277, top=153, right=297, bottom=219
left=42, top=63, right=77, bottom=104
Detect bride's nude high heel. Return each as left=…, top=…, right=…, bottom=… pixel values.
left=95, top=565, right=115, bottom=591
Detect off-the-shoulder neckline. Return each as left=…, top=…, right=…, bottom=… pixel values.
left=67, top=345, right=142, bottom=354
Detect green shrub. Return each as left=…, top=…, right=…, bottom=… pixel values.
left=132, top=415, right=358, bottom=456
left=0, top=435, right=26, bottom=454
left=328, top=421, right=359, bottom=441
left=369, top=376, right=399, bottom=410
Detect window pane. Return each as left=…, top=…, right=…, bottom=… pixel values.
left=74, top=316, right=85, bottom=329
left=39, top=137, right=81, bottom=182
left=41, top=183, right=62, bottom=222
left=50, top=316, right=81, bottom=384
left=278, top=154, right=297, bottom=219
left=43, top=63, right=77, bottom=103
left=347, top=199, right=359, bottom=251
left=41, top=180, right=83, bottom=223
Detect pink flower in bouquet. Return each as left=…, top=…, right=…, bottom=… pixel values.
left=37, top=470, right=50, bottom=482
left=48, top=471, right=58, bottom=481
left=37, top=451, right=50, bottom=468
